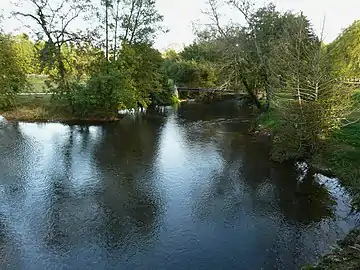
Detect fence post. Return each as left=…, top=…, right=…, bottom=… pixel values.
left=173, top=85, right=179, bottom=99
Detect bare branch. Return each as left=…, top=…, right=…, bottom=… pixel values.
left=13, top=12, right=42, bottom=26
left=204, top=0, right=227, bottom=38
left=341, top=117, right=360, bottom=127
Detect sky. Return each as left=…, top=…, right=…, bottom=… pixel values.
left=1, top=0, right=360, bottom=51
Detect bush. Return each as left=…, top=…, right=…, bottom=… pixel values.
left=67, top=64, right=137, bottom=116
left=149, top=79, right=179, bottom=106
left=271, top=84, right=355, bottom=162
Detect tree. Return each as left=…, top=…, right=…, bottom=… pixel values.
left=103, top=0, right=111, bottom=61
left=0, top=34, right=27, bottom=109
left=199, top=1, right=284, bottom=110
left=118, top=0, right=165, bottom=45
left=268, top=16, right=356, bottom=161
left=97, top=0, right=165, bottom=60
left=68, top=43, right=170, bottom=115
left=180, top=41, right=220, bottom=63
left=326, top=20, right=360, bottom=78
left=61, top=42, right=102, bottom=80
left=162, top=54, right=217, bottom=89
left=13, top=0, right=93, bottom=92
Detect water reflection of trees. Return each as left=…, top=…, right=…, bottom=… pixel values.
left=180, top=112, right=336, bottom=225
left=180, top=117, right=338, bottom=268
left=177, top=101, right=248, bottom=122
left=40, top=118, right=164, bottom=254
left=91, top=116, right=164, bottom=253
left=0, top=119, right=163, bottom=263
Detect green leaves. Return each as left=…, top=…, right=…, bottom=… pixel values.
left=67, top=42, right=169, bottom=115
left=162, top=50, right=218, bottom=89
left=326, top=20, right=360, bottom=78
left=0, top=34, right=27, bottom=110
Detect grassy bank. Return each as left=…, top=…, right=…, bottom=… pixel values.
left=0, top=95, right=121, bottom=122
left=313, top=89, right=360, bottom=207
left=303, top=228, right=360, bottom=270
left=259, top=90, right=360, bottom=206
left=258, top=90, right=360, bottom=269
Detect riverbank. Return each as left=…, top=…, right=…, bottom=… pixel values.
left=257, top=91, right=360, bottom=269
left=303, top=227, right=360, bottom=269
left=0, top=95, right=122, bottom=123
left=258, top=91, right=360, bottom=208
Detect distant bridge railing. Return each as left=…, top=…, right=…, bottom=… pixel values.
left=176, top=87, right=234, bottom=93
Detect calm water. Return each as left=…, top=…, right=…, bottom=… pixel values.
left=0, top=102, right=357, bottom=269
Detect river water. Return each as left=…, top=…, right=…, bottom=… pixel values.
left=0, top=102, right=357, bottom=269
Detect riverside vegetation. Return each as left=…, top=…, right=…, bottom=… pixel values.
left=1, top=0, right=360, bottom=268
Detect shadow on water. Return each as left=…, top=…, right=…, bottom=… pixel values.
left=0, top=101, right=357, bottom=269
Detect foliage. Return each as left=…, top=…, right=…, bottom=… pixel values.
left=13, top=0, right=94, bottom=94
left=271, top=86, right=354, bottom=161
left=121, top=43, right=165, bottom=106
left=12, top=34, right=40, bottom=74
left=99, top=0, right=166, bottom=60
left=196, top=1, right=321, bottom=111
left=61, top=43, right=102, bottom=80
left=149, top=79, right=179, bottom=106
left=309, top=90, right=360, bottom=206
left=326, top=20, right=360, bottom=78
left=68, top=60, right=136, bottom=116
left=0, top=34, right=27, bottom=109
left=303, top=228, right=360, bottom=270
left=268, top=22, right=356, bottom=161
left=180, top=41, right=221, bottom=63
left=67, top=43, right=169, bottom=116
left=9, top=0, right=169, bottom=117
left=163, top=57, right=217, bottom=88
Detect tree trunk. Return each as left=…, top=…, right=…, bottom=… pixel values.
left=113, top=0, right=120, bottom=61
left=241, top=78, right=263, bottom=110
left=123, top=0, right=136, bottom=43
left=261, top=84, right=271, bottom=112
left=129, top=0, right=143, bottom=44
left=105, top=0, right=109, bottom=61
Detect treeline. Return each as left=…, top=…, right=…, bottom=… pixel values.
left=169, top=0, right=360, bottom=161
left=0, top=0, right=217, bottom=115
left=1, top=0, right=359, bottom=150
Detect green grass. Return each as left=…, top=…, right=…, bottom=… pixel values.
left=1, top=94, right=122, bottom=122
left=314, top=107, right=360, bottom=206
left=258, top=90, right=360, bottom=269
left=258, top=90, right=360, bottom=206
left=258, top=108, right=281, bottom=130
left=0, top=94, right=72, bottom=121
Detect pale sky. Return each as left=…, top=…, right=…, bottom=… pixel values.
left=1, top=0, right=360, bottom=51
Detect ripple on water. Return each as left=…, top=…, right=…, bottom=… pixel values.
left=0, top=104, right=358, bottom=270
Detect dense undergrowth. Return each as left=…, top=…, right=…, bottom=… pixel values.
left=259, top=90, right=360, bottom=207
left=259, top=90, right=360, bottom=269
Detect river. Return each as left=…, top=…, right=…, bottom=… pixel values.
left=0, top=102, right=357, bottom=269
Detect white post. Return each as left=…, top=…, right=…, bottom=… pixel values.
left=173, top=85, right=179, bottom=99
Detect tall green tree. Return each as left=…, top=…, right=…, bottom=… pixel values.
left=13, top=0, right=93, bottom=93
left=97, top=0, right=165, bottom=60
left=198, top=0, right=322, bottom=111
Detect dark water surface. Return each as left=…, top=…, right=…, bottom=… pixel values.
left=0, top=102, right=357, bottom=269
